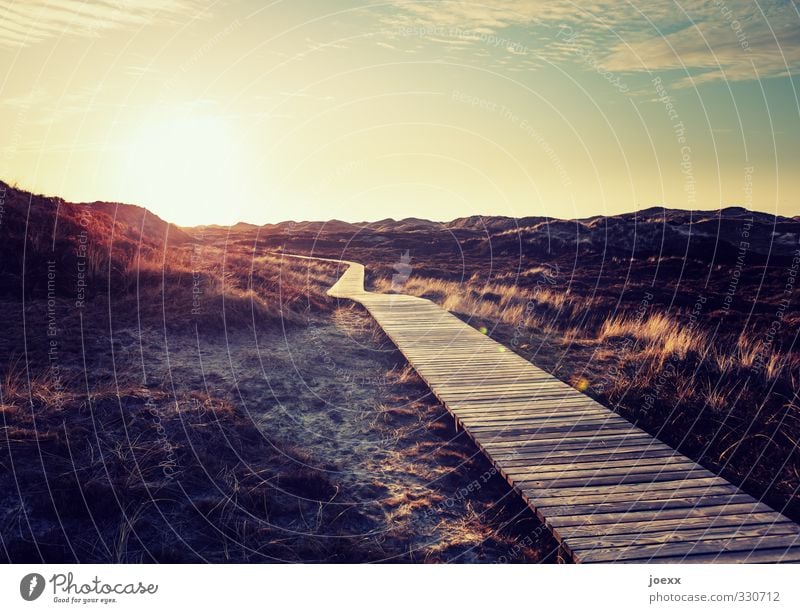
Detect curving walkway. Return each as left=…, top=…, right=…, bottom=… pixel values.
left=291, top=254, right=800, bottom=563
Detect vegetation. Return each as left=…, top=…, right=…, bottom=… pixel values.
left=373, top=271, right=800, bottom=520
left=0, top=181, right=558, bottom=563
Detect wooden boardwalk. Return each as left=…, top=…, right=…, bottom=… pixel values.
left=310, top=255, right=800, bottom=562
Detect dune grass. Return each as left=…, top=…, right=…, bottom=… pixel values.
left=0, top=369, right=379, bottom=562
left=374, top=272, right=800, bottom=519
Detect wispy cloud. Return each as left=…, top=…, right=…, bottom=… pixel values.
left=1, top=82, right=108, bottom=125
left=378, top=0, right=800, bottom=84
left=0, top=0, right=206, bottom=48
left=602, top=14, right=800, bottom=85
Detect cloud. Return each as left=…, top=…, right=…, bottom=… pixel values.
left=0, top=86, right=50, bottom=109
left=1, top=82, right=111, bottom=126
left=379, top=0, right=800, bottom=84
left=380, top=0, right=681, bottom=33
left=0, top=0, right=206, bottom=47
left=602, top=16, right=800, bottom=85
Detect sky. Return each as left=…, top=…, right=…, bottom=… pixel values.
left=1, top=0, right=798, bottom=225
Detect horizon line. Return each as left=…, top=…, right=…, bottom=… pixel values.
left=2, top=177, right=796, bottom=229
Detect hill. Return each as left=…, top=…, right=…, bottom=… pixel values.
left=0, top=180, right=192, bottom=299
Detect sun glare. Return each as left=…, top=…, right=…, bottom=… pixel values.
left=120, top=114, right=246, bottom=226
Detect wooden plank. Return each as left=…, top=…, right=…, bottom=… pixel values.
left=453, top=405, right=611, bottom=416
left=575, top=534, right=800, bottom=563
left=487, top=443, right=676, bottom=463
left=468, top=423, right=640, bottom=439
left=527, top=479, right=735, bottom=503
left=308, top=255, right=800, bottom=565
left=504, top=455, right=697, bottom=477
left=463, top=413, right=632, bottom=426
left=453, top=407, right=610, bottom=419
left=498, top=447, right=679, bottom=466
left=518, top=468, right=711, bottom=490
left=567, top=523, right=800, bottom=551
left=457, top=414, right=616, bottom=426
left=645, top=547, right=800, bottom=564
left=463, top=422, right=634, bottom=435
left=556, top=513, right=797, bottom=537
left=483, top=434, right=656, bottom=453
left=508, top=457, right=702, bottom=475
left=524, top=486, right=742, bottom=509
left=478, top=435, right=651, bottom=452
left=540, top=494, right=759, bottom=518
left=548, top=502, right=776, bottom=526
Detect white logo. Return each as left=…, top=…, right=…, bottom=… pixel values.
left=390, top=250, right=412, bottom=291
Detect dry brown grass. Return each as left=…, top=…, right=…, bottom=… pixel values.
left=373, top=271, right=800, bottom=520
left=374, top=275, right=585, bottom=333
left=1, top=251, right=560, bottom=563
left=381, top=273, right=799, bottom=386
left=0, top=367, right=384, bottom=563
left=108, top=246, right=343, bottom=330
left=598, top=312, right=707, bottom=362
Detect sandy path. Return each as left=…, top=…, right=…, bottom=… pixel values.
left=116, top=303, right=556, bottom=562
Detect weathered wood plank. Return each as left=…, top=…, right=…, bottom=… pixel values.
left=547, top=502, right=775, bottom=526
left=306, top=255, right=800, bottom=564
left=645, top=547, right=800, bottom=564
left=527, top=479, right=735, bottom=502
left=567, top=523, right=800, bottom=551
left=556, top=513, right=796, bottom=537
left=498, top=447, right=680, bottom=465
left=484, top=435, right=657, bottom=453
left=540, top=494, right=759, bottom=518
left=504, top=455, right=697, bottom=477
left=518, top=468, right=712, bottom=490
left=576, top=534, right=800, bottom=563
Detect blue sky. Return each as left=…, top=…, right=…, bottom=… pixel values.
left=1, top=0, right=798, bottom=224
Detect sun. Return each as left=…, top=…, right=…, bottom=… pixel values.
left=119, top=113, right=246, bottom=226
